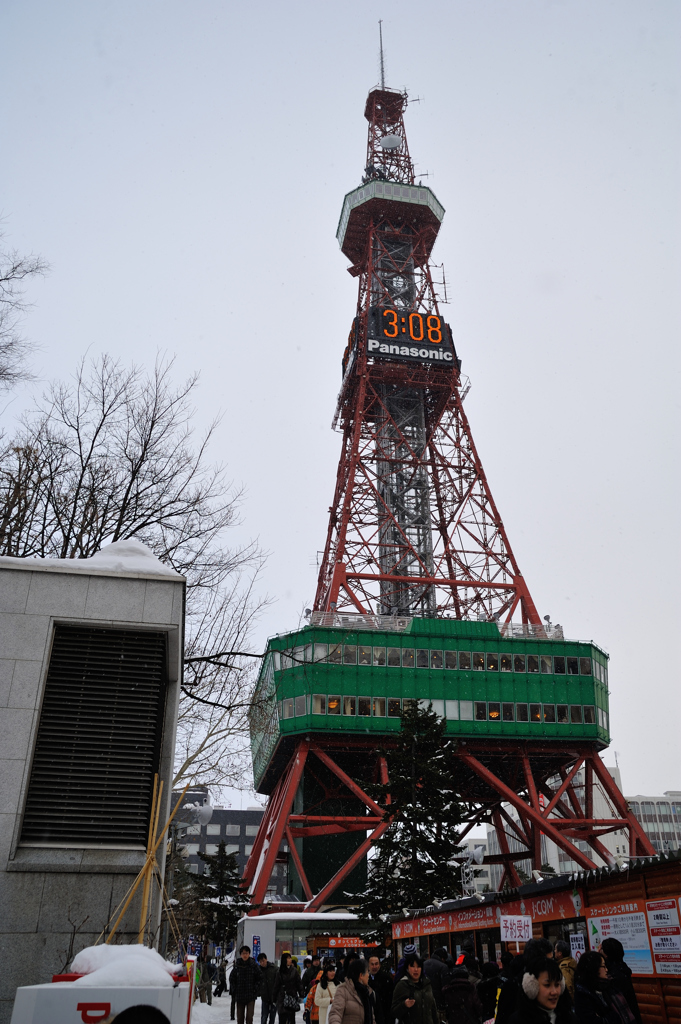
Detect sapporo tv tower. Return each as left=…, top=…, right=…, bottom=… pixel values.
left=244, top=65, right=654, bottom=912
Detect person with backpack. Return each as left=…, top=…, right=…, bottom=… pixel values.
left=476, top=962, right=503, bottom=1023
left=441, top=965, right=483, bottom=1024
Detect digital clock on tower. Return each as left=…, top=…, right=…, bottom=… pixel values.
left=381, top=308, right=444, bottom=344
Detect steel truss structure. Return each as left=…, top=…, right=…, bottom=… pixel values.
left=243, top=738, right=392, bottom=912
left=247, top=82, right=654, bottom=914
left=244, top=737, right=654, bottom=911
left=314, top=86, right=540, bottom=624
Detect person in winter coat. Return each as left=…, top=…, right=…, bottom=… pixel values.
left=274, top=953, right=305, bottom=1024
left=392, top=954, right=440, bottom=1024
left=315, top=964, right=339, bottom=1024
left=424, top=948, right=449, bottom=1010
left=396, top=945, right=419, bottom=984
left=573, top=952, right=625, bottom=1024
left=441, top=965, right=483, bottom=1024
left=601, top=939, right=641, bottom=1024
left=328, top=959, right=375, bottom=1024
left=507, top=957, right=572, bottom=1024
left=496, top=940, right=555, bottom=1024
left=553, top=943, right=577, bottom=1001
left=258, top=953, right=279, bottom=1024
left=476, top=962, right=502, bottom=1023
left=304, top=957, right=323, bottom=993
left=368, top=954, right=395, bottom=1024
left=229, top=946, right=263, bottom=1024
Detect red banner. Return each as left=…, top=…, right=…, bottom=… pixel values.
left=392, top=890, right=585, bottom=939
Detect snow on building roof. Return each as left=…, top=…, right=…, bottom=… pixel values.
left=0, top=538, right=183, bottom=581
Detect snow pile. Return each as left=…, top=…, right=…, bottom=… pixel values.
left=87, top=539, right=180, bottom=576
left=0, top=538, right=182, bottom=578
left=71, top=944, right=184, bottom=987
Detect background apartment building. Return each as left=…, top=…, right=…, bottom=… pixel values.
left=171, top=789, right=288, bottom=901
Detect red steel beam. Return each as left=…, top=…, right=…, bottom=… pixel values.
left=310, top=744, right=385, bottom=817
left=250, top=740, right=310, bottom=909
left=459, top=753, right=598, bottom=871
left=285, top=825, right=313, bottom=902
left=587, top=753, right=655, bottom=857
left=492, top=806, right=522, bottom=888
left=306, top=820, right=392, bottom=912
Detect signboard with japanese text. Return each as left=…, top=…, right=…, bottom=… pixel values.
left=328, top=937, right=378, bottom=948
left=499, top=916, right=533, bottom=943
left=570, top=934, right=586, bottom=961
left=645, top=899, right=681, bottom=975
left=587, top=899, right=653, bottom=976
left=392, top=889, right=585, bottom=940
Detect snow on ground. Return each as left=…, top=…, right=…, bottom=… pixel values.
left=192, top=998, right=304, bottom=1024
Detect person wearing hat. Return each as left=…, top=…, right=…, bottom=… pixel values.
left=442, top=965, right=483, bottom=1024
left=396, top=944, right=419, bottom=984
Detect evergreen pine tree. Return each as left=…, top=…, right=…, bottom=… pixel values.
left=351, top=702, right=464, bottom=920
left=190, top=841, right=250, bottom=945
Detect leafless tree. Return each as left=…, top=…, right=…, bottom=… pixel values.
left=0, top=230, right=49, bottom=389
left=0, top=354, right=267, bottom=792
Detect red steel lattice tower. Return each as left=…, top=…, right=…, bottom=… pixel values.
left=243, top=81, right=654, bottom=914
left=315, top=87, right=541, bottom=625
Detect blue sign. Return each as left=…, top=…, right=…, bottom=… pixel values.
left=216, top=946, right=222, bottom=958
left=252, top=935, right=261, bottom=960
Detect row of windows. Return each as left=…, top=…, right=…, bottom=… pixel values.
left=185, top=823, right=260, bottom=837
left=630, top=800, right=681, bottom=823
left=279, top=694, right=606, bottom=727
left=274, top=645, right=607, bottom=681
left=184, top=842, right=256, bottom=857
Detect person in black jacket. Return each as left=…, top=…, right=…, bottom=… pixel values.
left=601, top=939, right=641, bottom=1024
left=573, top=952, right=621, bottom=1024
left=476, top=962, right=502, bottom=1022
left=368, top=954, right=395, bottom=1024
left=229, top=945, right=263, bottom=1024
left=424, top=948, right=449, bottom=1010
left=274, top=953, right=305, bottom=1024
left=496, top=940, right=555, bottom=1024
left=442, top=965, right=483, bottom=1024
left=507, top=957, right=572, bottom=1024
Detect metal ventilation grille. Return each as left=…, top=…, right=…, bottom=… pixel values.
left=21, top=625, right=167, bottom=846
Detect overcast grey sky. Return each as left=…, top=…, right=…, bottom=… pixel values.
left=1, top=1, right=679, bottom=802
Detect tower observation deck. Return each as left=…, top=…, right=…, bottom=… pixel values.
left=244, top=84, right=653, bottom=913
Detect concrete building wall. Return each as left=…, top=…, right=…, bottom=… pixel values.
left=0, top=544, right=184, bottom=1024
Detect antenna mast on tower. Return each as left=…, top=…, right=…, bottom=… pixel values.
left=378, top=20, right=386, bottom=90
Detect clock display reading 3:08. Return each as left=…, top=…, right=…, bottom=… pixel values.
left=383, top=309, right=443, bottom=343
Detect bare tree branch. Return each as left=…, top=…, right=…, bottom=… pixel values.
left=0, top=353, right=269, bottom=797
left=0, top=230, right=50, bottom=389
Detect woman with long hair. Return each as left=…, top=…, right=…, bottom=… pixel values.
left=328, top=958, right=375, bottom=1024
left=315, top=963, right=339, bottom=1024
left=273, top=953, right=304, bottom=1024
left=600, top=939, right=641, bottom=1024
left=573, top=951, right=624, bottom=1024
left=391, top=954, right=439, bottom=1024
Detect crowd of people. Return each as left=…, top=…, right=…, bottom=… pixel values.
left=223, top=936, right=642, bottom=1024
